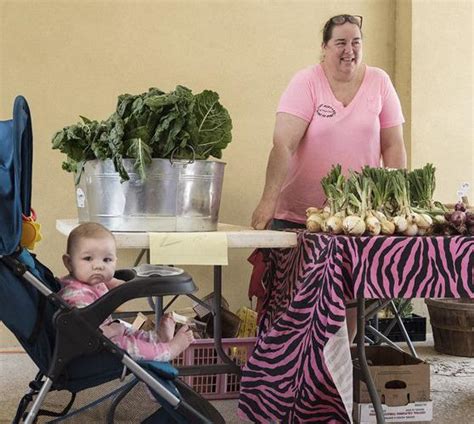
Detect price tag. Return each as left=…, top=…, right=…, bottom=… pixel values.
left=457, top=182, right=470, bottom=201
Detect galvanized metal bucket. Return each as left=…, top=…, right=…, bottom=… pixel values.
left=74, top=158, right=226, bottom=232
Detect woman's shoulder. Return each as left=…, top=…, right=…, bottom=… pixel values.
left=287, top=64, right=322, bottom=85
left=366, top=65, right=392, bottom=82
left=292, top=63, right=320, bottom=77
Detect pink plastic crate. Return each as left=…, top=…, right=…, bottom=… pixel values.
left=172, top=337, right=257, bottom=400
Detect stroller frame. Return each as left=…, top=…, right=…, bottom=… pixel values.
left=1, top=251, right=216, bottom=424
left=0, top=95, right=224, bottom=423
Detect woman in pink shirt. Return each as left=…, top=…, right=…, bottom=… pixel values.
left=251, top=14, right=407, bottom=339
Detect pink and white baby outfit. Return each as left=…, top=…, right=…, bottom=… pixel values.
left=58, top=276, right=171, bottom=361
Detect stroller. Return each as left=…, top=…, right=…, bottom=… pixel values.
left=0, top=96, right=225, bottom=423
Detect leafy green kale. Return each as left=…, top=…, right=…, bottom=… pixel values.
left=52, top=86, right=232, bottom=181
left=193, top=90, right=232, bottom=159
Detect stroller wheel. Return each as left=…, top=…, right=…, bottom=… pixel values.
left=173, top=379, right=226, bottom=424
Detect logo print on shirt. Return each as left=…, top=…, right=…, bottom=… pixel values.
left=316, top=104, right=336, bottom=118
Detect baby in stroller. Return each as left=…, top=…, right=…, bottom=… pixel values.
left=59, top=221, right=195, bottom=362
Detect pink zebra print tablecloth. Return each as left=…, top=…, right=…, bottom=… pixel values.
left=238, top=232, right=474, bottom=423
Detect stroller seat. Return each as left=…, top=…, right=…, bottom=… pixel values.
left=0, top=96, right=225, bottom=423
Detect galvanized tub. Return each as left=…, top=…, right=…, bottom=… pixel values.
left=74, top=159, right=226, bottom=232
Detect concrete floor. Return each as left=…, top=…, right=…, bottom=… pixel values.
left=1, top=336, right=473, bottom=423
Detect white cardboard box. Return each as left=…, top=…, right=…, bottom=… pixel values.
left=354, top=401, right=433, bottom=423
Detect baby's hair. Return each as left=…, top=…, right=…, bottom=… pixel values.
left=67, top=222, right=115, bottom=254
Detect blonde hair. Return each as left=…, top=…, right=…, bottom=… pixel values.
left=66, top=222, right=115, bottom=254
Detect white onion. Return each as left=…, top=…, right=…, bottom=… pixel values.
left=306, top=214, right=324, bottom=233
left=414, top=213, right=433, bottom=229
left=380, top=220, right=396, bottom=235
left=326, top=216, right=343, bottom=234
left=306, top=207, right=321, bottom=218
left=392, top=216, right=408, bottom=233
left=403, top=223, right=419, bottom=236
left=365, top=215, right=381, bottom=236
left=343, top=215, right=366, bottom=236
left=417, top=227, right=427, bottom=236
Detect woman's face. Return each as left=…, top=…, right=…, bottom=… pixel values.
left=322, top=22, right=363, bottom=75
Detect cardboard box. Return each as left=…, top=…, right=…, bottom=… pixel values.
left=354, top=401, right=433, bottom=423
left=132, top=312, right=155, bottom=331
left=351, top=346, right=431, bottom=423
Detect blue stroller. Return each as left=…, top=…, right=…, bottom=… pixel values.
left=0, top=96, right=225, bottom=423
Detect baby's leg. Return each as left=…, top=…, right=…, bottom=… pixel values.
left=156, top=313, right=175, bottom=342
left=110, top=325, right=194, bottom=361
left=111, top=332, right=173, bottom=361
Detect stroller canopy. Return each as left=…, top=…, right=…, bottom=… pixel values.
left=0, top=96, right=32, bottom=255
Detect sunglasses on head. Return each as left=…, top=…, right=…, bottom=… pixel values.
left=330, top=14, right=363, bottom=29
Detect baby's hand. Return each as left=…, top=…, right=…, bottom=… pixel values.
left=102, top=321, right=125, bottom=339
left=106, top=278, right=125, bottom=289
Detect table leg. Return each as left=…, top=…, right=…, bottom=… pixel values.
left=131, top=249, right=240, bottom=376
left=134, top=249, right=164, bottom=323
left=213, top=265, right=241, bottom=374
left=155, top=297, right=164, bottom=324
left=133, top=249, right=147, bottom=267
left=357, top=297, right=385, bottom=423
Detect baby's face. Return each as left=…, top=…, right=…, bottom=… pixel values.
left=67, top=236, right=117, bottom=285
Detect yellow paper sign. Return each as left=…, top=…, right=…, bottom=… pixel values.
left=149, top=232, right=228, bottom=265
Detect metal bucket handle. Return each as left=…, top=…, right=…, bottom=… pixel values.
left=169, top=145, right=195, bottom=166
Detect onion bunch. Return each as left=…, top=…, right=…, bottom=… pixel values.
left=305, top=163, right=466, bottom=237
left=441, top=201, right=474, bottom=235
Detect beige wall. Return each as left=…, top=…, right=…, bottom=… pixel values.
left=411, top=0, right=473, bottom=202
left=0, top=0, right=471, bottom=345
left=395, top=0, right=412, bottom=168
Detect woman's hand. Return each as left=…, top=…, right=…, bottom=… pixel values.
left=251, top=199, right=276, bottom=229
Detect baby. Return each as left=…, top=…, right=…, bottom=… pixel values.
left=58, top=221, right=194, bottom=362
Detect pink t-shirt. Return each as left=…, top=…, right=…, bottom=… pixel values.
left=275, top=64, right=405, bottom=223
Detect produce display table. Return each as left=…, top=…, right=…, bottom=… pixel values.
left=55, top=219, right=297, bottom=375
left=238, top=231, right=474, bottom=423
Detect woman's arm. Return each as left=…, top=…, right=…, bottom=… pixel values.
left=251, top=113, right=309, bottom=229
left=380, top=125, right=407, bottom=169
